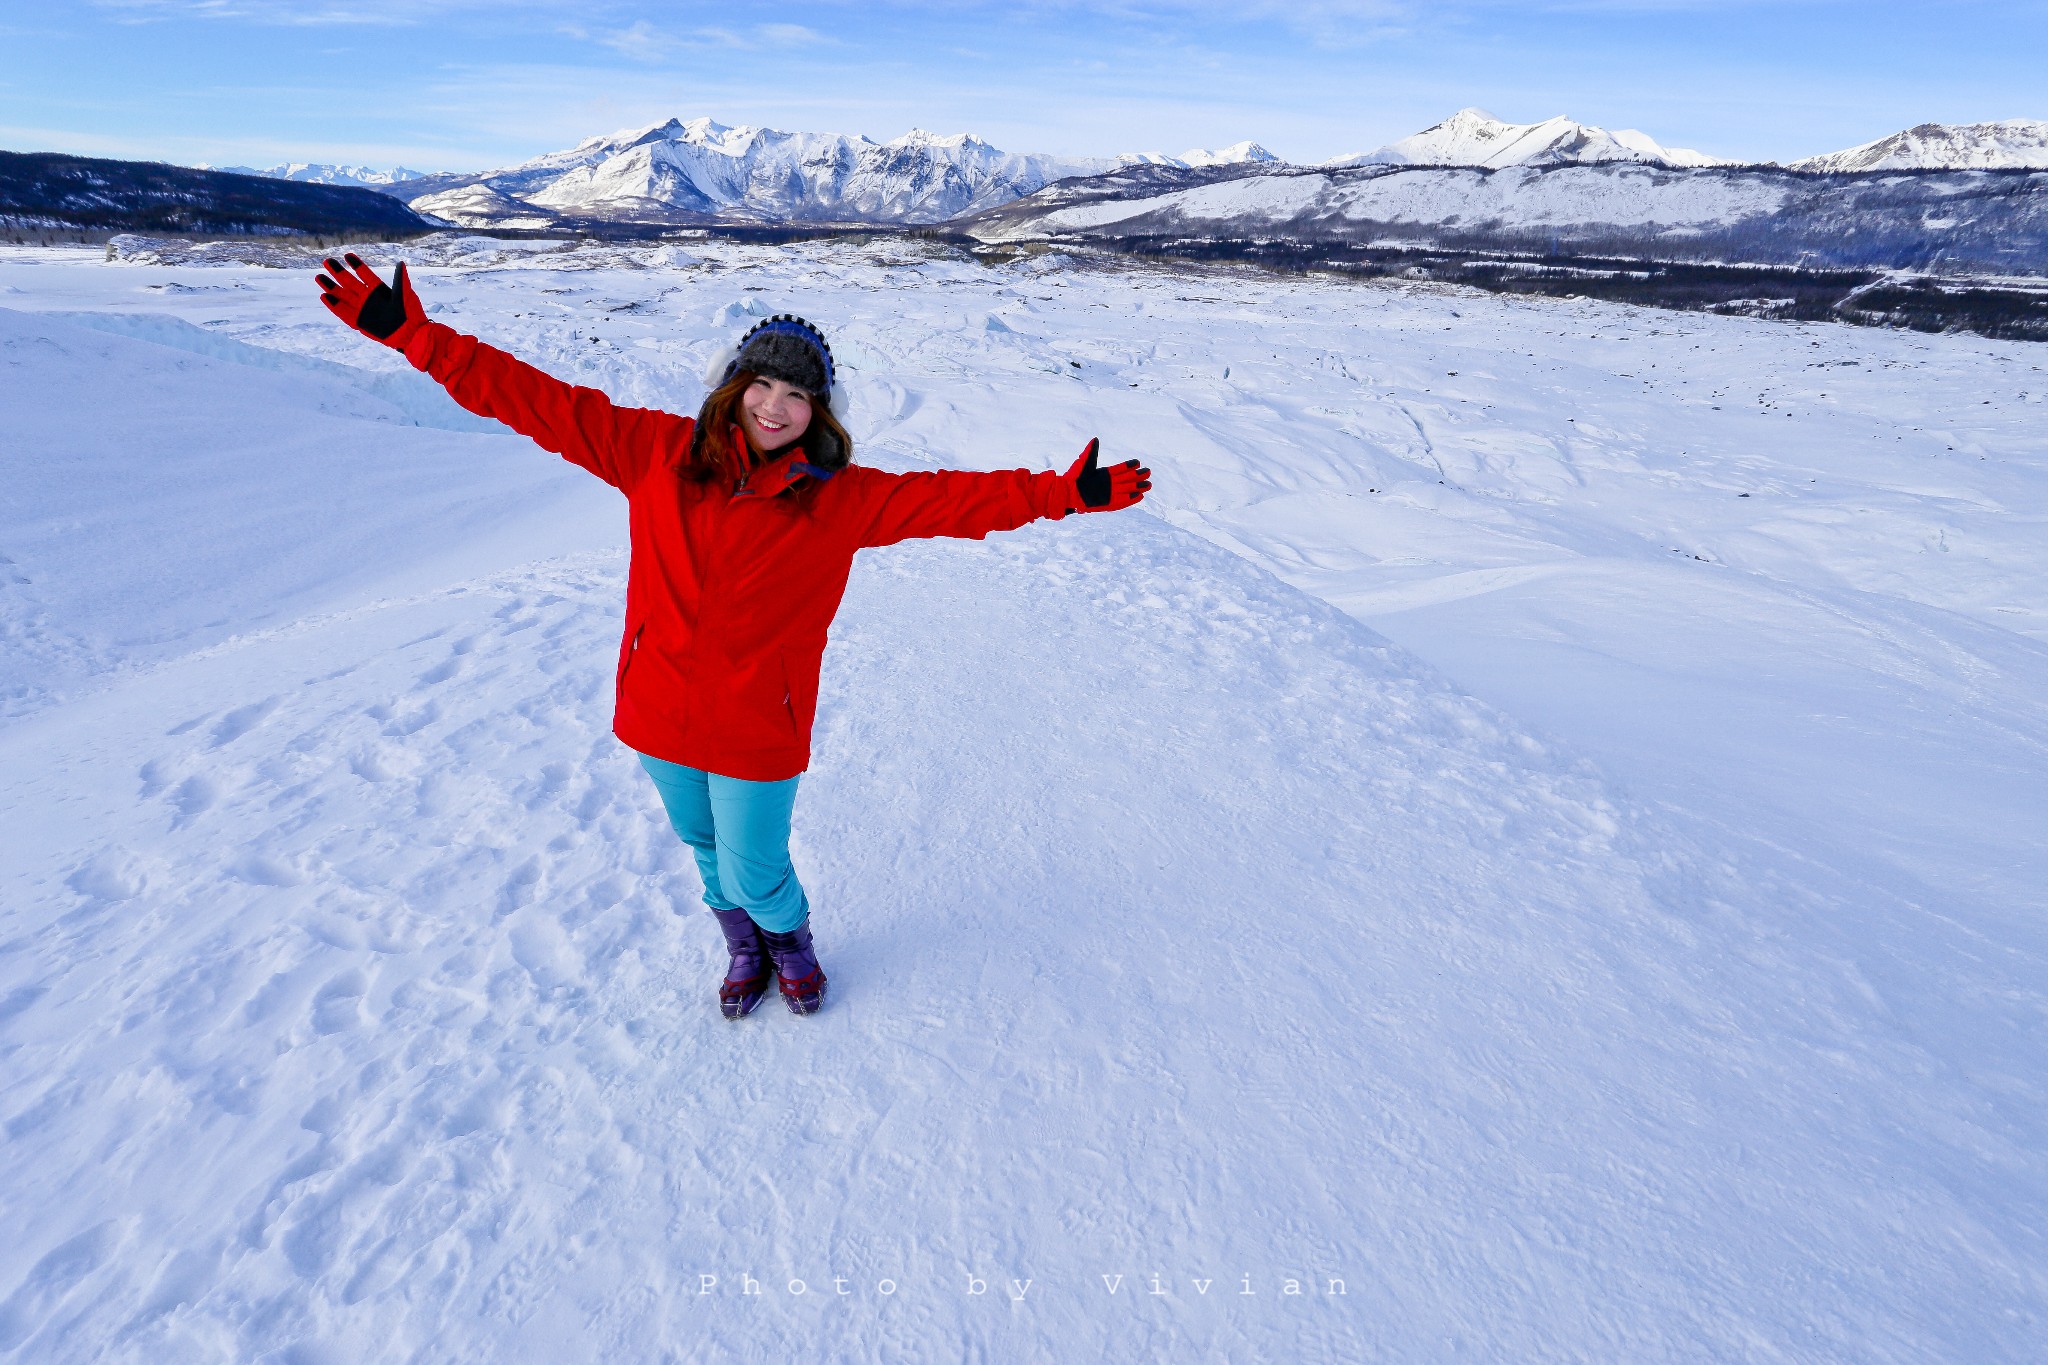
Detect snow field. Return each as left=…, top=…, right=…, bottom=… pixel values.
left=1, top=236, right=2044, bottom=1361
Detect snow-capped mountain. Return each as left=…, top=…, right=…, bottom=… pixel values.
left=1791, top=119, right=2048, bottom=172
left=1118, top=141, right=1280, bottom=169
left=210, top=162, right=429, bottom=189
left=1335, top=108, right=1729, bottom=170
left=392, top=119, right=1284, bottom=227
left=405, top=118, right=1142, bottom=227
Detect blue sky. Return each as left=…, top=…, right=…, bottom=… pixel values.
left=3, top=1, right=2043, bottom=170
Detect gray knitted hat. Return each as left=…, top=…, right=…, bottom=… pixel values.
left=712, top=315, right=837, bottom=404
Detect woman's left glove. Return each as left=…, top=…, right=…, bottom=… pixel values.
left=1057, top=438, right=1151, bottom=516
left=315, top=254, right=425, bottom=349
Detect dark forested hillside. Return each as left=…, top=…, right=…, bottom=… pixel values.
left=0, top=151, right=436, bottom=239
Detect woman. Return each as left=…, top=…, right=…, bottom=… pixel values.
left=315, top=254, right=1152, bottom=1019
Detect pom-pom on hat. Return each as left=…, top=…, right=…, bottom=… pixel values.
left=706, top=314, right=840, bottom=413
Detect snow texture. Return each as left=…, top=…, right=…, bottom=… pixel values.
left=1, top=234, right=2045, bottom=1362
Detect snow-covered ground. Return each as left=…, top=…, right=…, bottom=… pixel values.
left=2, top=235, right=2044, bottom=1362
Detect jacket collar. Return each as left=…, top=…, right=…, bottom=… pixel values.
left=728, top=425, right=838, bottom=498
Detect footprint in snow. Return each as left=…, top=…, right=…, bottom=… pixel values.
left=497, top=858, right=542, bottom=917
left=170, top=775, right=218, bottom=827
left=0, top=1222, right=125, bottom=1351
left=66, top=848, right=146, bottom=903
left=310, top=969, right=369, bottom=1035
left=417, top=638, right=475, bottom=687
left=230, top=852, right=304, bottom=887
left=378, top=698, right=440, bottom=737
left=209, top=697, right=279, bottom=747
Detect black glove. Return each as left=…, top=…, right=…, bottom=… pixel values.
left=315, top=254, right=423, bottom=346
left=1062, top=438, right=1152, bottom=513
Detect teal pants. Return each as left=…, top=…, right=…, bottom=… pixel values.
left=637, top=753, right=810, bottom=933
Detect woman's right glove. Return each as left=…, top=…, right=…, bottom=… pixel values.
left=1057, top=438, right=1151, bottom=516
left=315, top=254, right=425, bottom=349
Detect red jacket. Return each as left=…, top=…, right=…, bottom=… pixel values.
left=403, top=321, right=1071, bottom=780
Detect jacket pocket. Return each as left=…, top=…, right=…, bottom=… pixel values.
left=616, top=621, right=644, bottom=693
left=780, top=649, right=819, bottom=738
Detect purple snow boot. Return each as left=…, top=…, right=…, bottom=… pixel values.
left=710, top=908, right=773, bottom=1020
left=758, top=920, right=828, bottom=1016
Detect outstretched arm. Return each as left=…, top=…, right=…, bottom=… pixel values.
left=850, top=439, right=1152, bottom=549
left=315, top=254, right=690, bottom=493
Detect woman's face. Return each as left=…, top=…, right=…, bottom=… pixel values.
left=740, top=375, right=814, bottom=453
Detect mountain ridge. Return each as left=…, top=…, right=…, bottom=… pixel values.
left=1792, top=119, right=2048, bottom=172
left=960, top=158, right=2048, bottom=302
left=1334, top=108, right=1730, bottom=169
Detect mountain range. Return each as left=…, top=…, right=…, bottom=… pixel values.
left=208, top=111, right=2048, bottom=232
left=203, top=163, right=430, bottom=189
left=383, top=119, right=1278, bottom=229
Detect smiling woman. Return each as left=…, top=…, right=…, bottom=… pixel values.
left=312, top=254, right=1151, bottom=1020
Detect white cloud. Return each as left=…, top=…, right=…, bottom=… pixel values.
left=582, top=18, right=835, bottom=62
left=90, top=0, right=566, bottom=24
left=757, top=22, right=830, bottom=45
left=599, top=18, right=671, bottom=60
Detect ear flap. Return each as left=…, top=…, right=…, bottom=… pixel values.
left=703, top=342, right=740, bottom=391
left=803, top=422, right=846, bottom=467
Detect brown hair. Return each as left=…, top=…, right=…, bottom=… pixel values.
left=687, top=370, right=854, bottom=498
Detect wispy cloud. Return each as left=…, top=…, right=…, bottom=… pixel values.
left=758, top=22, right=829, bottom=46
left=90, top=0, right=563, bottom=25
left=577, top=18, right=835, bottom=62
left=597, top=19, right=670, bottom=60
